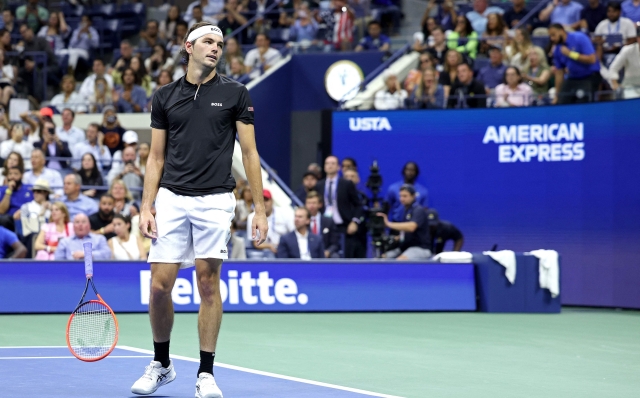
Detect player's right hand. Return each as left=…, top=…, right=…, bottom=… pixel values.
left=139, top=210, right=157, bottom=239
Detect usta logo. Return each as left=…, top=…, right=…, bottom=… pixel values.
left=349, top=117, right=392, bottom=131
left=140, top=270, right=308, bottom=306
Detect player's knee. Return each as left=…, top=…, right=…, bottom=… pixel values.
left=150, top=278, right=174, bottom=298
left=197, top=274, right=220, bottom=302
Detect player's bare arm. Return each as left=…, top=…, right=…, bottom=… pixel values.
left=237, top=121, right=268, bottom=245
left=139, top=128, right=167, bottom=239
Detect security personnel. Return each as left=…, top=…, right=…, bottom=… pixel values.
left=427, top=209, right=464, bottom=254
left=377, top=184, right=431, bottom=260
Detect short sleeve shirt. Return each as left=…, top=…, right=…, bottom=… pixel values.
left=0, top=225, right=18, bottom=258
left=0, top=184, right=33, bottom=215
left=151, top=74, right=254, bottom=196
left=400, top=203, right=431, bottom=251
left=553, top=32, right=600, bottom=78
left=551, top=1, right=584, bottom=25
left=358, top=34, right=391, bottom=51
left=594, top=17, right=638, bottom=40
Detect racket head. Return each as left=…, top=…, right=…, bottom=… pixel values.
left=66, top=298, right=119, bottom=362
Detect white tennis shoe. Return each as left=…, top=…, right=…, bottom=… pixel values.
left=195, top=373, right=223, bottom=398
left=131, top=360, right=176, bottom=395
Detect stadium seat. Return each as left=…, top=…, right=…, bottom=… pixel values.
left=116, top=3, right=147, bottom=38
left=84, top=4, right=116, bottom=19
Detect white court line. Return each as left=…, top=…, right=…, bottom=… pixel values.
left=119, top=345, right=405, bottom=398
left=0, top=356, right=153, bottom=360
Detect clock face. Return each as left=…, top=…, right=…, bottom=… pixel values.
left=324, top=61, right=365, bottom=102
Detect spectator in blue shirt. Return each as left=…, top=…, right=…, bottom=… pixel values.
left=54, top=213, right=111, bottom=260
left=622, top=0, right=640, bottom=23
left=288, top=11, right=318, bottom=44
left=60, top=173, right=98, bottom=219
left=549, top=23, right=601, bottom=104
left=477, top=46, right=507, bottom=90
left=540, top=0, right=584, bottom=30
left=0, top=226, right=27, bottom=258
left=355, top=21, right=391, bottom=52
left=114, top=68, right=148, bottom=113
left=386, top=162, right=429, bottom=222
left=0, top=166, right=33, bottom=230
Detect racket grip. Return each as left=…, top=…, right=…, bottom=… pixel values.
left=83, top=242, right=93, bottom=278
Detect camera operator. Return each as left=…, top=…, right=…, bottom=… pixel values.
left=427, top=209, right=464, bottom=254
left=377, top=185, right=431, bottom=260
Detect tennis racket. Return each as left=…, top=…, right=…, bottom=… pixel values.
left=66, top=241, right=119, bottom=362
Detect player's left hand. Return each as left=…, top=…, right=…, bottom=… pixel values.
left=252, top=213, right=268, bottom=245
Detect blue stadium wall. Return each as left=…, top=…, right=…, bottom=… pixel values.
left=250, top=52, right=385, bottom=184
left=332, top=99, right=640, bottom=309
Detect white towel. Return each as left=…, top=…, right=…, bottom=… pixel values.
left=526, top=249, right=560, bottom=298
left=432, top=251, right=473, bottom=263
left=482, top=250, right=516, bottom=284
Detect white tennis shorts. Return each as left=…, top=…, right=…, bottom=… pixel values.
left=148, top=188, right=236, bottom=268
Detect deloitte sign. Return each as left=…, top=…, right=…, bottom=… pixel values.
left=140, top=270, right=309, bottom=307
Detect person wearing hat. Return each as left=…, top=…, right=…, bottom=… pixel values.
left=245, top=188, right=294, bottom=259
left=427, top=209, right=464, bottom=254
left=20, top=178, right=52, bottom=237
left=377, top=184, right=432, bottom=260
left=295, top=170, right=318, bottom=203
left=111, top=129, right=139, bottom=168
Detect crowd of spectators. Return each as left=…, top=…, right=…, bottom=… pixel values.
left=0, top=0, right=407, bottom=111
left=0, top=104, right=153, bottom=260
left=372, top=0, right=640, bottom=110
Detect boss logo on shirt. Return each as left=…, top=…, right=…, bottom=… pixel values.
left=211, top=102, right=223, bottom=107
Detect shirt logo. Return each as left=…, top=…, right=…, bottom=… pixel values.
left=211, top=102, right=222, bottom=107
left=248, top=107, right=254, bottom=111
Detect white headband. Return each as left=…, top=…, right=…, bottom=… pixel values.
left=187, top=25, right=224, bottom=43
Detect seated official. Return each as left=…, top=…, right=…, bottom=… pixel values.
left=277, top=207, right=325, bottom=260
left=54, top=213, right=111, bottom=260
left=427, top=209, right=464, bottom=254
left=305, top=191, right=341, bottom=258
left=378, top=185, right=432, bottom=260
left=0, top=225, right=27, bottom=258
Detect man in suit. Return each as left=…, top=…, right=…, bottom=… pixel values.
left=315, top=155, right=365, bottom=258
left=277, top=207, right=324, bottom=259
left=305, top=190, right=340, bottom=258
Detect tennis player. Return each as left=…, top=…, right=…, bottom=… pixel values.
left=131, top=22, right=268, bottom=398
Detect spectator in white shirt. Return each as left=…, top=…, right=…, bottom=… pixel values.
left=374, top=72, right=408, bottom=110
left=0, top=124, right=33, bottom=169
left=0, top=49, right=15, bottom=107
left=22, top=148, right=63, bottom=197
left=73, top=122, right=112, bottom=171
left=609, top=32, right=640, bottom=98
left=55, top=108, right=85, bottom=148
left=246, top=189, right=294, bottom=259
left=244, top=34, right=283, bottom=79
left=594, top=3, right=637, bottom=63
left=79, top=59, right=114, bottom=102
left=50, top=75, right=88, bottom=113
left=494, top=66, right=533, bottom=107
left=184, top=0, right=225, bottom=22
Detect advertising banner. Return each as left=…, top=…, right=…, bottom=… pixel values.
left=332, top=100, right=640, bottom=308
left=0, top=261, right=476, bottom=313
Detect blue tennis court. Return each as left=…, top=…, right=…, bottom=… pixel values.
left=0, top=346, right=398, bottom=398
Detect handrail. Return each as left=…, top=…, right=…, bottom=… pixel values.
left=226, top=0, right=283, bottom=44
left=513, top=0, right=549, bottom=30
left=258, top=153, right=303, bottom=207
left=338, top=42, right=411, bottom=108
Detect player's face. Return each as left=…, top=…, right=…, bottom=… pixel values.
left=399, top=191, right=415, bottom=206
left=191, top=33, right=224, bottom=69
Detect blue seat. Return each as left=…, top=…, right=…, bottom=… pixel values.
left=531, top=36, right=550, bottom=49
left=84, top=4, right=116, bottom=18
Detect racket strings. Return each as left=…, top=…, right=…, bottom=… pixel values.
left=68, top=301, right=117, bottom=359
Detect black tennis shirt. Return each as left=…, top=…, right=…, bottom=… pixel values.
left=150, top=73, right=254, bottom=196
